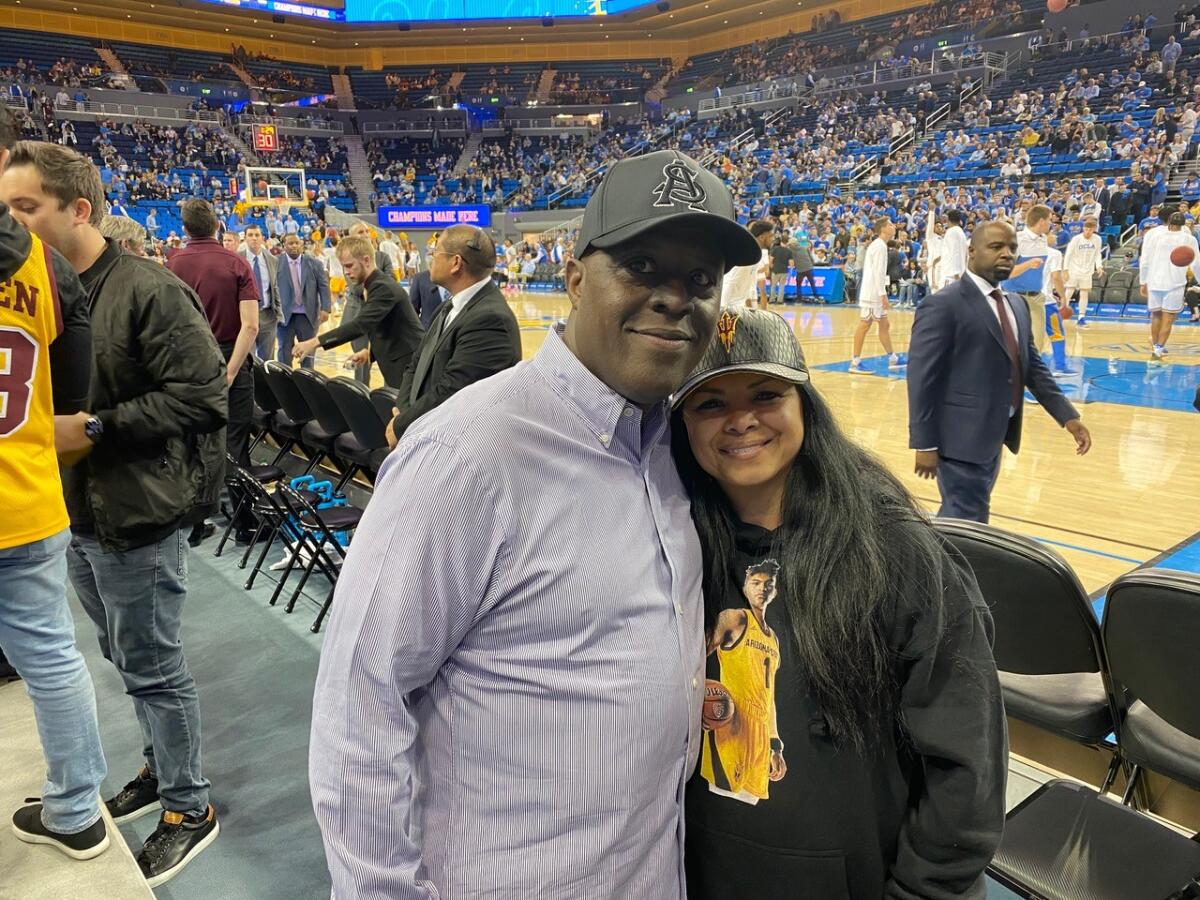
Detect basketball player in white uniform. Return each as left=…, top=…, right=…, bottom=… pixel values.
left=1140, top=211, right=1199, bottom=363
left=923, top=211, right=945, bottom=290
left=850, top=217, right=903, bottom=372
left=940, top=209, right=968, bottom=287
left=1062, top=216, right=1105, bottom=326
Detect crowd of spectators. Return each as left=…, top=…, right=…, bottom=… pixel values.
left=546, top=65, right=659, bottom=105
left=1, top=56, right=109, bottom=90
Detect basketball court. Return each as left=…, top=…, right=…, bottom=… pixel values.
left=312, top=293, right=1200, bottom=593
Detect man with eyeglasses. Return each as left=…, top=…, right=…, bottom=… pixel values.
left=384, top=224, right=521, bottom=446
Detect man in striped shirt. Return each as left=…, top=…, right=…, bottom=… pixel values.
left=309, top=150, right=762, bottom=899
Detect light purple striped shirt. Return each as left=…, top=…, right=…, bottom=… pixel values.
left=309, top=327, right=706, bottom=899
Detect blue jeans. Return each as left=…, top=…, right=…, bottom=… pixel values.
left=67, top=529, right=210, bottom=817
left=0, top=528, right=107, bottom=833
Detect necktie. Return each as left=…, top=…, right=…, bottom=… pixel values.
left=291, top=258, right=302, bottom=295
left=439, top=299, right=456, bottom=336
left=252, top=256, right=266, bottom=309
left=990, top=289, right=1023, bottom=410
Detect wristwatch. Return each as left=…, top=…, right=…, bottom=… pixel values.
left=84, top=414, right=104, bottom=445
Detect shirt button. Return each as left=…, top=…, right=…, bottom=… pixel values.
left=692, top=677, right=699, bottom=689
left=674, top=602, right=682, bottom=616
left=599, top=433, right=610, bottom=445
left=622, top=408, right=634, bottom=418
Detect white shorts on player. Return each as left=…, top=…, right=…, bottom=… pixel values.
left=859, top=300, right=888, bottom=320
left=1148, top=287, right=1186, bottom=313
left=1065, top=272, right=1093, bottom=291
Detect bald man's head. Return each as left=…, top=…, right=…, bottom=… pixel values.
left=439, top=225, right=496, bottom=278
left=968, top=221, right=1017, bottom=285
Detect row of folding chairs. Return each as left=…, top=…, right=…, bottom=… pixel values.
left=212, top=359, right=400, bottom=632
left=934, top=520, right=1200, bottom=900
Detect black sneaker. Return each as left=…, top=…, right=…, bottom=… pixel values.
left=188, top=522, right=216, bottom=548
left=137, top=805, right=219, bottom=888
left=105, top=767, right=160, bottom=824
left=11, top=800, right=110, bottom=860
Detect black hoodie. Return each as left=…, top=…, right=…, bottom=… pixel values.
left=685, top=519, right=1006, bottom=900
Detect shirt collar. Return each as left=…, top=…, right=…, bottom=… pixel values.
left=449, top=275, right=493, bottom=313
left=965, top=270, right=1000, bottom=298
left=532, top=326, right=669, bottom=454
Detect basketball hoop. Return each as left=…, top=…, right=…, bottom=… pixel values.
left=271, top=196, right=291, bottom=213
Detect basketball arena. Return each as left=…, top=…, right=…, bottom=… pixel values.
left=1, top=0, right=1198, bottom=897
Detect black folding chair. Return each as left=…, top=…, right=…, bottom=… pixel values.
left=247, top=357, right=272, bottom=455
left=213, top=452, right=285, bottom=558
left=1102, top=569, right=1200, bottom=806
left=293, top=369, right=353, bottom=485
left=370, top=386, right=401, bottom=427
left=260, top=361, right=311, bottom=466
left=326, top=377, right=392, bottom=488
left=263, top=361, right=329, bottom=474
left=990, top=778, right=1200, bottom=900
left=270, top=483, right=364, bottom=633
left=934, top=519, right=1124, bottom=791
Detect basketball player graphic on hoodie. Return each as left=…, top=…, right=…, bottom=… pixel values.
left=699, top=558, right=786, bottom=804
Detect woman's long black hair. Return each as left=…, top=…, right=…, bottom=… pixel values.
left=672, top=381, right=950, bottom=754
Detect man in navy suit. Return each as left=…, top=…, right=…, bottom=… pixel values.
left=907, top=221, right=1092, bottom=523
left=407, top=268, right=448, bottom=331
left=276, top=233, right=331, bottom=369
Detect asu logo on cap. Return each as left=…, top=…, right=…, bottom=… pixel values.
left=716, top=309, right=740, bottom=353
left=653, top=160, right=708, bottom=211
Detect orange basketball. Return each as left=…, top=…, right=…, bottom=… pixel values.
left=1046, top=0, right=1068, bottom=12
left=1060, top=304, right=1072, bottom=319
left=702, top=679, right=736, bottom=731
left=1170, top=244, right=1196, bottom=267
left=257, top=179, right=268, bottom=193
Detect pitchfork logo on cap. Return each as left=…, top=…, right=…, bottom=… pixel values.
left=716, top=309, right=740, bottom=353
left=652, top=160, right=708, bottom=211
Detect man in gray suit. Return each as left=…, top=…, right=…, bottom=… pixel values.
left=241, top=225, right=279, bottom=360
left=277, top=233, right=331, bottom=369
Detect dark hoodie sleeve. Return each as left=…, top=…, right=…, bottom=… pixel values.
left=46, top=246, right=92, bottom=415
left=884, top=527, right=1008, bottom=900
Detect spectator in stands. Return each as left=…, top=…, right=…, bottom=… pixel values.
left=385, top=224, right=521, bottom=444
left=0, top=141, right=225, bottom=888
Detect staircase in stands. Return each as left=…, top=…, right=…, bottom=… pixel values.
left=228, top=62, right=259, bottom=91
left=453, top=132, right=484, bottom=177
left=331, top=73, right=357, bottom=110
left=533, top=68, right=557, bottom=104
left=94, top=45, right=138, bottom=91
left=343, top=133, right=374, bottom=214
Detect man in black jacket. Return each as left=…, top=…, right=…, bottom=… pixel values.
left=343, top=222, right=396, bottom=384
left=0, top=142, right=226, bottom=889
left=293, top=234, right=423, bottom=389
left=386, top=225, right=521, bottom=445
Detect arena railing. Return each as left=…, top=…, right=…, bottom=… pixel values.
left=238, top=113, right=344, bottom=136
left=697, top=81, right=807, bottom=120
left=361, top=120, right=468, bottom=138
left=54, top=101, right=223, bottom=126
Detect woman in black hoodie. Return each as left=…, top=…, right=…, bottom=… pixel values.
left=671, top=308, right=1007, bottom=900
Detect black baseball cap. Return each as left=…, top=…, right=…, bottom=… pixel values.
left=576, top=150, right=761, bottom=272
left=672, top=308, right=809, bottom=409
